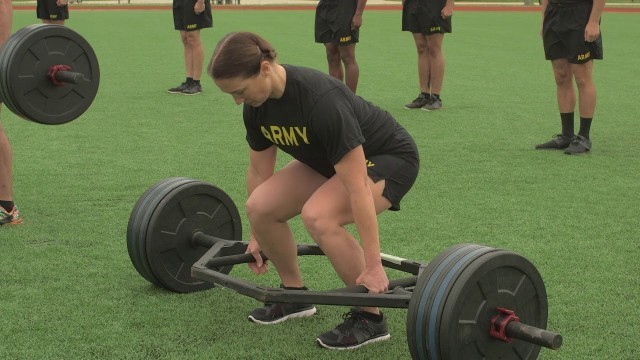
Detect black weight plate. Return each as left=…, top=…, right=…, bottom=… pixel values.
left=0, top=26, right=37, bottom=118
left=145, top=180, right=242, bottom=293
left=127, top=177, right=195, bottom=286
left=407, top=244, right=476, bottom=360
left=439, top=250, right=548, bottom=360
left=407, top=244, right=498, bottom=360
left=4, top=24, right=100, bottom=125
left=1, top=26, right=55, bottom=120
left=134, top=178, right=203, bottom=288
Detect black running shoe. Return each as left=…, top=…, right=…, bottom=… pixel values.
left=564, top=135, right=592, bottom=155
left=182, top=83, right=203, bottom=95
left=535, top=134, right=575, bottom=150
left=316, top=308, right=390, bottom=350
left=422, top=96, right=442, bottom=111
left=248, top=302, right=316, bottom=325
left=404, top=94, right=431, bottom=109
left=167, top=82, right=189, bottom=94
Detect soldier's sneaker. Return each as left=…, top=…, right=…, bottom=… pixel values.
left=404, top=94, right=431, bottom=109
left=167, top=82, right=189, bottom=94
left=316, top=308, right=390, bottom=350
left=422, top=96, right=442, bottom=111
left=535, top=134, right=575, bottom=150
left=182, top=83, right=203, bottom=95
left=248, top=302, right=317, bottom=325
left=564, top=135, right=592, bottom=155
left=0, top=205, right=23, bottom=226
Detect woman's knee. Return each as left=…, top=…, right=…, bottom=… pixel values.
left=245, top=193, right=278, bottom=224
left=552, top=61, right=572, bottom=85
left=184, top=32, right=201, bottom=46
left=300, top=206, right=335, bottom=242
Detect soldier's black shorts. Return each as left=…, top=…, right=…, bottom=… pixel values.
left=173, top=0, right=213, bottom=32
left=315, top=0, right=359, bottom=45
left=37, top=0, right=69, bottom=21
left=543, top=2, right=603, bottom=64
left=366, top=130, right=419, bottom=211
left=402, top=0, right=451, bottom=35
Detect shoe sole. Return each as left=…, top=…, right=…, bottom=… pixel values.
left=316, top=333, right=391, bottom=350
left=404, top=106, right=423, bottom=110
left=167, top=90, right=185, bottom=94
left=248, top=307, right=317, bottom=325
left=181, top=92, right=202, bottom=96
left=0, top=218, right=23, bottom=226
left=564, top=149, right=590, bottom=155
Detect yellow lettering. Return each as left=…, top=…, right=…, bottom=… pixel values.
left=294, top=127, right=310, bottom=144
left=339, top=36, right=352, bottom=43
left=260, top=126, right=310, bottom=146
left=577, top=52, right=591, bottom=61
left=260, top=126, right=273, bottom=143
left=270, top=126, right=283, bottom=145
left=282, top=127, right=297, bottom=146
left=366, top=160, right=375, bottom=167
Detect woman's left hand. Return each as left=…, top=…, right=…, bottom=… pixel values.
left=356, top=265, right=389, bottom=294
left=441, top=4, right=454, bottom=19
left=194, top=0, right=205, bottom=15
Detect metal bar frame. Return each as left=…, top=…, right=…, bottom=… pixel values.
left=190, top=233, right=425, bottom=309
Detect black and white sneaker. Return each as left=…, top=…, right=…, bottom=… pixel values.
left=248, top=302, right=317, bottom=325
left=182, top=83, right=203, bottom=95
left=167, top=82, right=189, bottom=94
left=404, top=93, right=431, bottom=109
left=316, top=308, right=390, bottom=350
left=564, top=135, right=592, bottom=155
left=535, top=134, right=575, bottom=150
left=422, top=95, right=442, bottom=111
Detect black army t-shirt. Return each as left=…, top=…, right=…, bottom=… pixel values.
left=243, top=65, right=416, bottom=178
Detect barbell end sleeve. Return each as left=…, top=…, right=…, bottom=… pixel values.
left=54, top=70, right=87, bottom=84
left=505, top=321, right=563, bottom=350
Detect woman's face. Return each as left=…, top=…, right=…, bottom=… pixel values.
left=214, top=63, right=273, bottom=108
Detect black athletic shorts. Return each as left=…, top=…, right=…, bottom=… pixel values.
left=315, top=0, right=359, bottom=45
left=543, top=2, right=603, bottom=63
left=173, top=0, right=213, bottom=32
left=366, top=130, right=420, bottom=211
left=402, top=0, right=451, bottom=35
left=36, top=0, right=69, bottom=21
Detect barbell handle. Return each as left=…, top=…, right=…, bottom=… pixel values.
left=55, top=70, right=87, bottom=84
left=205, top=244, right=325, bottom=268
left=505, top=321, right=563, bottom=350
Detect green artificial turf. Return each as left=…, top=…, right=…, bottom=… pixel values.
left=1, top=9, right=639, bottom=360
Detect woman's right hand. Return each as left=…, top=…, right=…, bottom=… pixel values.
left=246, top=236, right=269, bottom=275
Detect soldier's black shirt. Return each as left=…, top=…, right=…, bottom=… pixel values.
left=243, top=65, right=417, bottom=178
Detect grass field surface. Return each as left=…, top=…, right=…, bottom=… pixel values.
left=1, top=9, right=639, bottom=360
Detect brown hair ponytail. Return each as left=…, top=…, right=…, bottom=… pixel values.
left=208, top=32, right=277, bottom=80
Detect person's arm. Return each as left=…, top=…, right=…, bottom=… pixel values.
left=441, top=0, right=454, bottom=19
left=334, top=145, right=389, bottom=294
left=245, top=146, right=277, bottom=274
left=352, top=0, right=367, bottom=30
left=247, top=146, right=277, bottom=195
left=585, top=0, right=605, bottom=42
left=194, top=0, right=205, bottom=14
left=0, top=0, right=12, bottom=47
